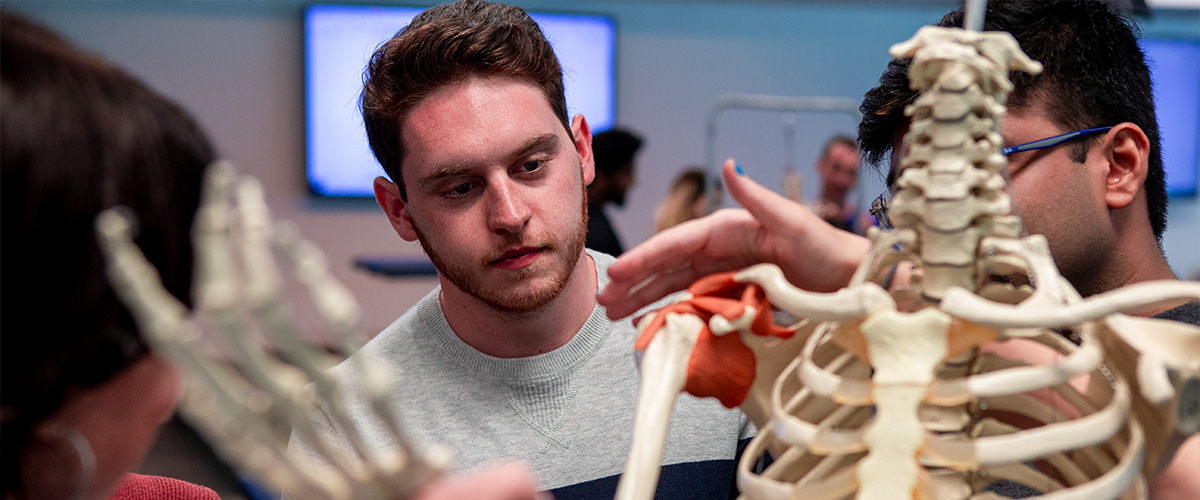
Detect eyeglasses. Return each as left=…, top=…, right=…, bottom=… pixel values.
left=869, top=126, right=1113, bottom=231
left=869, top=193, right=893, bottom=231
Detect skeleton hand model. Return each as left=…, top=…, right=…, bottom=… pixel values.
left=97, top=162, right=450, bottom=500
left=617, top=24, right=1200, bottom=500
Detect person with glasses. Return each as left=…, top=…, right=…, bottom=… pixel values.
left=870, top=126, right=1115, bottom=231
left=598, top=1, right=1197, bottom=498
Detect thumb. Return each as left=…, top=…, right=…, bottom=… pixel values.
left=722, top=159, right=810, bottom=230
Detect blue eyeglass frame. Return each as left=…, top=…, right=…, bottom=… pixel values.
left=1000, top=126, right=1113, bottom=155
left=869, top=126, right=1114, bottom=230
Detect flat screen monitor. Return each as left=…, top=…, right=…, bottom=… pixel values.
left=1142, top=37, right=1200, bottom=197
left=305, top=4, right=616, bottom=197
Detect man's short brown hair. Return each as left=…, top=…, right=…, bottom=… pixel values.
left=361, top=0, right=570, bottom=200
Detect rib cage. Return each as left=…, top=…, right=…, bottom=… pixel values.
left=731, top=26, right=1146, bottom=500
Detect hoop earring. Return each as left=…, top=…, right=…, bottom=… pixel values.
left=20, top=423, right=96, bottom=500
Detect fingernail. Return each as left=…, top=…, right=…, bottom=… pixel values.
left=735, top=162, right=744, bottom=175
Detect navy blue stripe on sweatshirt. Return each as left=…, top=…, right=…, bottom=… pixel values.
left=547, top=438, right=753, bottom=500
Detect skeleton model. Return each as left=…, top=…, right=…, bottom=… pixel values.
left=618, top=21, right=1200, bottom=500
left=97, top=163, right=450, bottom=500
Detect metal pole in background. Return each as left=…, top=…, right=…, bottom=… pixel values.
left=703, top=94, right=862, bottom=214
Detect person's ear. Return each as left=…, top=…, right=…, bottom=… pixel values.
left=1101, top=122, right=1150, bottom=210
left=571, top=114, right=595, bottom=186
left=374, top=177, right=419, bottom=242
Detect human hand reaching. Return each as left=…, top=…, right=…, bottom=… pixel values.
left=598, top=159, right=869, bottom=320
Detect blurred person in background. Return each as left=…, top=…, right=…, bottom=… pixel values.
left=653, top=168, right=720, bottom=233
left=809, top=134, right=867, bottom=234
left=586, top=128, right=644, bottom=255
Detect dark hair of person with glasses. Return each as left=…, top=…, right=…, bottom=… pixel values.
left=858, top=0, right=1165, bottom=241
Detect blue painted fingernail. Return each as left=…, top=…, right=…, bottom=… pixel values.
left=735, top=162, right=744, bottom=175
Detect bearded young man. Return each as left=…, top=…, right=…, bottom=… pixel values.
left=287, top=2, right=750, bottom=498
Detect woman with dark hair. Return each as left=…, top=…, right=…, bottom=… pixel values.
left=1, top=11, right=540, bottom=500
left=0, top=10, right=217, bottom=500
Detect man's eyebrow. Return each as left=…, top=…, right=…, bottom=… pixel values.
left=418, top=163, right=474, bottom=190
left=416, top=134, right=561, bottom=189
left=512, top=133, right=559, bottom=160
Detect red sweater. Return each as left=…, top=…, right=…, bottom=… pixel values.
left=107, top=473, right=220, bottom=500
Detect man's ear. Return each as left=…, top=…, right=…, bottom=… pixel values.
left=374, top=176, right=419, bottom=242
left=1101, top=122, right=1150, bottom=210
left=571, top=114, right=595, bottom=186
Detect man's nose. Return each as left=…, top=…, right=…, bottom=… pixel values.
left=487, top=179, right=531, bottom=234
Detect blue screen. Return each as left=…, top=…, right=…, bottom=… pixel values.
left=305, top=4, right=616, bottom=197
left=1143, top=37, right=1200, bottom=197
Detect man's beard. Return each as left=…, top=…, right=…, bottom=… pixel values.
left=412, top=191, right=588, bottom=315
